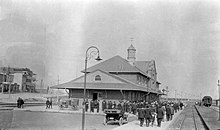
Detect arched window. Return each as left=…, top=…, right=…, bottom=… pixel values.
left=95, top=75, right=101, bottom=81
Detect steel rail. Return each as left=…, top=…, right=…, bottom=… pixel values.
left=179, top=114, right=186, bottom=130
left=194, top=105, right=210, bottom=130
left=192, top=106, right=198, bottom=130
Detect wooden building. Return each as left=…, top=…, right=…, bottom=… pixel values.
left=51, top=45, right=163, bottom=105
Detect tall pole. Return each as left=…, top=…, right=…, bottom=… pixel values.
left=175, top=90, right=177, bottom=101
left=82, top=56, right=87, bottom=130
left=81, top=46, right=102, bottom=130
left=217, top=80, right=220, bottom=120
left=8, top=66, right=11, bottom=98
left=2, top=73, right=4, bottom=93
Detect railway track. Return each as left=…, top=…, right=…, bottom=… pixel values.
left=167, top=104, right=208, bottom=130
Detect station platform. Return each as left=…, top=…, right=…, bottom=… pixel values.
left=196, top=106, right=220, bottom=130
left=112, top=109, right=183, bottom=130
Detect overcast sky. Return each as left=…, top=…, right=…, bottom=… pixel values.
left=0, top=0, right=220, bottom=99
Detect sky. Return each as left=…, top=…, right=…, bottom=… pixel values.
left=0, top=0, right=219, bottom=99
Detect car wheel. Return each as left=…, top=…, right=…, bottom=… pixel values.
left=119, top=117, right=123, bottom=126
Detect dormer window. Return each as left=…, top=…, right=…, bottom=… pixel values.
left=95, top=75, right=101, bottom=81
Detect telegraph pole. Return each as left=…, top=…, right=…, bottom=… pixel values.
left=57, top=75, right=60, bottom=85
left=218, top=80, right=220, bottom=121
left=1, top=72, right=4, bottom=93
left=7, top=66, right=11, bottom=98
left=175, top=89, right=177, bottom=101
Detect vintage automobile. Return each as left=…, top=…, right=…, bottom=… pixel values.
left=103, top=109, right=128, bottom=126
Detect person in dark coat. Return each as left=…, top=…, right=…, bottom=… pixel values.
left=46, top=98, right=50, bottom=109
left=113, top=101, right=117, bottom=109
left=156, top=105, right=164, bottom=127
left=102, top=100, right=107, bottom=111
left=90, top=100, right=94, bottom=112
left=123, top=101, right=128, bottom=112
left=49, top=98, right=52, bottom=109
left=144, top=105, right=152, bottom=127
left=132, top=102, right=137, bottom=115
left=137, top=107, right=145, bottom=127
left=117, top=102, right=123, bottom=111
left=108, top=101, right=113, bottom=109
left=170, top=104, right=174, bottom=120
left=20, top=98, right=24, bottom=108
left=85, top=99, right=89, bottom=112
left=17, top=97, right=21, bottom=108
left=180, top=102, right=184, bottom=110
left=96, top=100, right=100, bottom=113
left=173, top=103, right=178, bottom=113
left=150, top=104, right=157, bottom=127
left=166, top=104, right=171, bottom=121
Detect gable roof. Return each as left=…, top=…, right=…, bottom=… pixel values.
left=83, top=55, right=141, bottom=73
left=81, top=55, right=161, bottom=83
left=51, top=69, right=162, bottom=94
left=128, top=44, right=136, bottom=50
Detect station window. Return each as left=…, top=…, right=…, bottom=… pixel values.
left=95, top=75, right=101, bottom=81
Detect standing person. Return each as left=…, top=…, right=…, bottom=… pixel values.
left=49, top=98, right=52, bottom=109
left=170, top=104, right=174, bottom=120
left=177, top=102, right=180, bottom=111
left=85, top=99, right=89, bottom=112
left=123, top=101, right=128, bottom=112
left=156, top=105, right=164, bottom=127
left=46, top=98, right=50, bottom=109
left=102, top=100, right=107, bottom=111
left=161, top=104, right=166, bottom=122
left=17, top=97, right=21, bottom=108
left=113, top=101, right=117, bottom=109
left=145, top=105, right=152, bottom=127
left=128, top=102, right=132, bottom=113
left=20, top=98, right=24, bottom=108
left=90, top=100, right=94, bottom=112
left=117, top=101, right=123, bottom=111
left=96, top=100, right=100, bottom=113
left=108, top=101, right=113, bottom=109
left=166, top=104, right=171, bottom=121
left=132, top=102, right=137, bottom=115
left=137, top=107, right=145, bottom=127
left=150, top=104, right=157, bottom=127
left=173, top=102, right=178, bottom=113
left=180, top=102, right=184, bottom=110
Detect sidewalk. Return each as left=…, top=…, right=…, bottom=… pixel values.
left=112, top=110, right=183, bottom=130
left=13, top=105, right=107, bottom=116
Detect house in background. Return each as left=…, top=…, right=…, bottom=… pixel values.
left=51, top=45, right=163, bottom=105
left=0, top=67, right=36, bottom=93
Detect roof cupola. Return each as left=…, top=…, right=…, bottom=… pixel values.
left=127, top=44, right=136, bottom=66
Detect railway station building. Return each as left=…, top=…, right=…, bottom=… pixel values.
left=51, top=45, right=163, bottom=105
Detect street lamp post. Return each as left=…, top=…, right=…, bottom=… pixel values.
left=82, top=46, right=102, bottom=130
left=218, top=80, right=220, bottom=121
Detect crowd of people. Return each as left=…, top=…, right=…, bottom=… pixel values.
left=85, top=99, right=184, bottom=127
left=137, top=101, right=184, bottom=127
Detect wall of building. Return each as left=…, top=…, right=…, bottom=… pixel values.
left=69, top=88, right=160, bottom=108
left=13, top=73, right=23, bottom=91
left=115, top=73, right=137, bottom=83
left=74, top=71, right=124, bottom=83
left=69, top=88, right=158, bottom=102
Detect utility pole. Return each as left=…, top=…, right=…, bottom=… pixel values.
left=218, top=80, right=220, bottom=121
left=7, top=66, right=11, bottom=98
left=57, top=75, right=60, bottom=85
left=166, top=86, right=169, bottom=101
left=1, top=72, right=5, bottom=93
left=175, top=89, right=177, bottom=101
